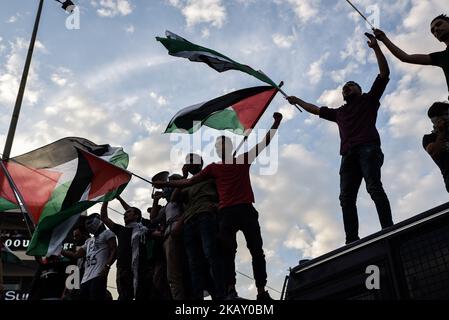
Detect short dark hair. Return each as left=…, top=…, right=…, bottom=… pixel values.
left=186, top=153, right=203, bottom=166
left=432, top=14, right=449, bottom=24
left=127, top=207, right=142, bottom=220
left=132, top=207, right=142, bottom=217
left=86, top=213, right=101, bottom=221
left=428, top=102, right=449, bottom=118
left=345, top=81, right=362, bottom=92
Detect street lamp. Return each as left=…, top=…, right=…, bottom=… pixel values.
left=0, top=0, right=76, bottom=293
left=55, top=0, right=76, bottom=13
left=2, top=0, right=76, bottom=161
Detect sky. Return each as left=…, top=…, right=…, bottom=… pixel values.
left=1, top=0, right=448, bottom=300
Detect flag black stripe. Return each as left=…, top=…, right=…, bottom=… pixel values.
left=12, top=137, right=111, bottom=169
left=170, top=86, right=274, bottom=130
left=60, top=149, right=93, bottom=210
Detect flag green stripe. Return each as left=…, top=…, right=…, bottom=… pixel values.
left=0, top=197, right=19, bottom=211
left=156, top=36, right=277, bottom=87
left=204, top=109, right=245, bottom=133
left=26, top=184, right=127, bottom=256
left=108, top=150, right=129, bottom=169
left=165, top=109, right=246, bottom=134
left=27, top=150, right=130, bottom=256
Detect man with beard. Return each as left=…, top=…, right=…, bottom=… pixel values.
left=180, top=153, right=225, bottom=300
left=101, top=196, right=153, bottom=301
left=62, top=214, right=117, bottom=300
left=62, top=223, right=90, bottom=300
left=423, top=102, right=449, bottom=192
left=287, top=32, right=393, bottom=244
left=374, top=14, right=449, bottom=99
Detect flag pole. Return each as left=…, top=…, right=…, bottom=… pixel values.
left=345, top=0, right=375, bottom=29
left=75, top=147, right=154, bottom=186
left=258, top=71, right=303, bottom=113
left=233, top=82, right=283, bottom=157
left=131, top=172, right=153, bottom=185
left=0, top=161, right=35, bottom=238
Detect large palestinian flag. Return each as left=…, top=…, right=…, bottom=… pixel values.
left=0, top=137, right=131, bottom=256
left=165, top=86, right=278, bottom=134
left=156, top=31, right=278, bottom=87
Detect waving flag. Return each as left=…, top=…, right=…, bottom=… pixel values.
left=156, top=31, right=278, bottom=87
left=1, top=241, right=22, bottom=264
left=165, top=86, right=278, bottom=134
left=0, top=137, right=131, bottom=256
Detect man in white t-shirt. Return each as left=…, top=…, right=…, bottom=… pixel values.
left=62, top=214, right=117, bottom=300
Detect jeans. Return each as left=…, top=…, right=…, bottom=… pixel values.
left=164, top=235, right=185, bottom=300
left=116, top=268, right=133, bottom=301
left=339, top=144, right=393, bottom=244
left=184, top=213, right=225, bottom=300
left=80, top=275, right=107, bottom=301
left=219, top=204, right=267, bottom=289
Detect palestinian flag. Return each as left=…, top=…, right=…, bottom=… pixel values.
left=1, top=241, right=22, bottom=264
left=0, top=137, right=131, bottom=257
left=165, top=86, right=278, bottom=134
left=156, top=31, right=278, bottom=87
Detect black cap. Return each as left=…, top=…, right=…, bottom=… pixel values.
left=428, top=102, right=449, bottom=118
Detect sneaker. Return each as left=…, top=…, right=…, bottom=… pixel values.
left=256, top=291, right=274, bottom=301
left=345, top=236, right=360, bottom=245
left=225, top=288, right=244, bottom=300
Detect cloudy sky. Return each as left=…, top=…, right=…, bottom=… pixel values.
left=1, top=0, right=448, bottom=299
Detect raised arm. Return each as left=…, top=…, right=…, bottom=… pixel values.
left=100, top=201, right=115, bottom=231
left=286, top=96, right=320, bottom=115
left=116, top=195, right=131, bottom=210
left=366, top=33, right=390, bottom=78
left=374, top=29, right=432, bottom=65
left=153, top=174, right=206, bottom=189
left=61, top=247, right=86, bottom=260
left=244, top=112, right=282, bottom=163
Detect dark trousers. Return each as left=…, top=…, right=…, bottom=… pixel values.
left=116, top=268, right=134, bottom=301
left=339, top=144, right=393, bottom=244
left=219, top=204, right=267, bottom=289
left=184, top=213, right=225, bottom=300
left=80, top=275, right=107, bottom=301
left=444, top=174, right=449, bottom=193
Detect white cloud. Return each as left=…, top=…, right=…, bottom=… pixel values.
left=308, top=52, right=329, bottom=84
left=317, top=85, right=344, bottom=108
left=84, top=55, right=171, bottom=89
left=330, top=62, right=358, bottom=83
left=272, top=33, right=296, bottom=49
left=125, top=25, right=135, bottom=33
left=284, top=0, right=319, bottom=23
left=50, top=68, right=72, bottom=87
left=201, top=28, right=210, bottom=38
left=340, top=25, right=368, bottom=64
left=7, top=15, right=17, bottom=23
left=0, top=38, right=43, bottom=107
left=278, top=104, right=297, bottom=122
left=51, top=74, right=67, bottom=87
left=149, top=91, right=168, bottom=106
left=168, top=0, right=227, bottom=28
left=91, top=0, right=133, bottom=17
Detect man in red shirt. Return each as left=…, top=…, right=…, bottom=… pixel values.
left=154, top=112, right=282, bottom=300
